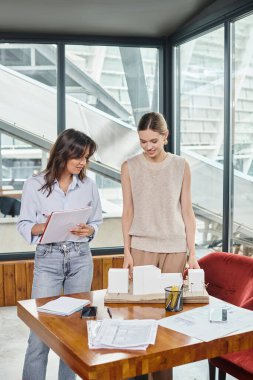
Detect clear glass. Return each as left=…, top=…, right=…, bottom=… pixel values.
left=0, top=43, right=159, bottom=252
left=87, top=171, right=123, bottom=249
left=65, top=45, right=159, bottom=169
left=0, top=134, right=49, bottom=254
left=232, top=14, right=253, bottom=256
left=178, top=28, right=225, bottom=258
left=65, top=45, right=159, bottom=126
left=65, top=45, right=159, bottom=248
left=0, top=43, right=57, bottom=140
left=0, top=43, right=57, bottom=253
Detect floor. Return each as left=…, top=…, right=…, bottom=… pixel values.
left=0, top=306, right=237, bottom=380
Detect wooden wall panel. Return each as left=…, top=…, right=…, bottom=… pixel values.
left=0, top=265, right=4, bottom=306
left=26, top=261, right=34, bottom=299
left=0, top=254, right=124, bottom=306
left=91, top=256, right=103, bottom=291
left=15, top=262, right=27, bottom=301
left=102, top=257, right=113, bottom=289
left=112, top=255, right=124, bottom=268
left=3, top=263, right=16, bottom=306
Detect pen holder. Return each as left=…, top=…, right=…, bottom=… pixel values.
left=165, top=286, right=183, bottom=312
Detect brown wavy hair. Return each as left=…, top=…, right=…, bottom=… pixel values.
left=39, top=129, right=97, bottom=196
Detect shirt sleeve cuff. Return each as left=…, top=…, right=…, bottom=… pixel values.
left=87, top=224, right=98, bottom=242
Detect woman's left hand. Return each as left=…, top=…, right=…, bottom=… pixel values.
left=70, top=223, right=94, bottom=237
left=188, top=255, right=200, bottom=269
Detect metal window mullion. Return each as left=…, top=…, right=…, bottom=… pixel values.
left=57, top=42, right=65, bottom=135
left=164, top=40, right=179, bottom=155
left=174, top=45, right=181, bottom=156
left=169, top=44, right=180, bottom=156
left=0, top=132, right=2, bottom=188
left=222, top=21, right=233, bottom=253
left=158, top=41, right=165, bottom=116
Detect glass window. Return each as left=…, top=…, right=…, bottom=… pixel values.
left=0, top=131, right=49, bottom=253
left=0, top=43, right=57, bottom=254
left=0, top=43, right=57, bottom=140
left=65, top=46, right=159, bottom=127
left=65, top=45, right=159, bottom=248
left=177, top=28, right=224, bottom=258
left=232, top=14, right=253, bottom=256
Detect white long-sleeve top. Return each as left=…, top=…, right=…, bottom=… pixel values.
left=17, top=173, right=103, bottom=245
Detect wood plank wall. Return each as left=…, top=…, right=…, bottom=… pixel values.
left=0, top=255, right=124, bottom=307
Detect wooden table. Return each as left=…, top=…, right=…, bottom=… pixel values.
left=17, top=290, right=253, bottom=380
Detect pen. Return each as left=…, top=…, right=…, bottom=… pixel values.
left=107, top=307, right=112, bottom=319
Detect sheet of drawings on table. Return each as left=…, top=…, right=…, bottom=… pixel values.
left=159, top=298, right=253, bottom=342
left=87, top=319, right=158, bottom=350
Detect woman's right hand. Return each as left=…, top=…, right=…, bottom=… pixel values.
left=123, top=250, right=134, bottom=279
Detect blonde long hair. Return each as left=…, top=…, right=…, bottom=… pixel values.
left=137, top=112, right=168, bottom=135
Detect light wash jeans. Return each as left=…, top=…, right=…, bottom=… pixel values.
left=22, top=241, right=93, bottom=380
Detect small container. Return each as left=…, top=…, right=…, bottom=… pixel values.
left=165, top=286, right=183, bottom=312
left=209, top=307, right=227, bottom=323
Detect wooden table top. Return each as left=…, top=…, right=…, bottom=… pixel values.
left=17, top=290, right=253, bottom=380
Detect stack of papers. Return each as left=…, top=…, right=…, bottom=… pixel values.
left=87, top=319, right=158, bottom=350
left=159, top=299, right=253, bottom=342
left=37, top=297, right=90, bottom=316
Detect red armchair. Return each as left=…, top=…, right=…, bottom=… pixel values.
left=198, top=252, right=253, bottom=380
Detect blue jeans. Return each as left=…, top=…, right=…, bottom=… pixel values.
left=22, top=241, right=93, bottom=380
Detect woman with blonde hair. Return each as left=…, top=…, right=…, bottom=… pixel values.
left=121, top=112, right=199, bottom=380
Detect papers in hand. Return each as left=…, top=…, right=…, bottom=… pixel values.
left=37, top=296, right=90, bottom=316
left=87, top=319, right=158, bottom=350
left=39, top=207, right=92, bottom=244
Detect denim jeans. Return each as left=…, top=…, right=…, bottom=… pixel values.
left=22, top=241, right=93, bottom=380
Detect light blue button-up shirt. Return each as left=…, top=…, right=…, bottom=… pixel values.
left=17, top=173, right=103, bottom=245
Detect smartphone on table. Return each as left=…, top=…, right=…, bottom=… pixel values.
left=80, top=306, right=97, bottom=318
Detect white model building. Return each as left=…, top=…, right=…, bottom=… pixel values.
left=188, top=269, right=205, bottom=292
left=108, top=268, right=129, bottom=293
left=108, top=265, right=183, bottom=295
left=133, top=265, right=183, bottom=295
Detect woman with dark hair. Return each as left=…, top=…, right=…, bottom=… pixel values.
left=121, top=112, right=199, bottom=380
left=17, top=129, right=102, bottom=380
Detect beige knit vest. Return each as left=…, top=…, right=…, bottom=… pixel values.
left=127, top=153, right=187, bottom=253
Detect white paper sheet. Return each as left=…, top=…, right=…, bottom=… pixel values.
left=39, top=207, right=92, bottom=244
left=87, top=319, right=158, bottom=350
left=37, top=296, right=90, bottom=316
left=159, top=299, right=253, bottom=342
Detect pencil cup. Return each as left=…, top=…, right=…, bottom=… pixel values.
left=165, top=286, right=183, bottom=312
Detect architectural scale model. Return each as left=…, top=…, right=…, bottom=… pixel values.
left=108, top=265, right=183, bottom=295
left=108, top=265, right=205, bottom=295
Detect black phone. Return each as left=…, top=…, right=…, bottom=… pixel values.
left=80, top=306, right=97, bottom=318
